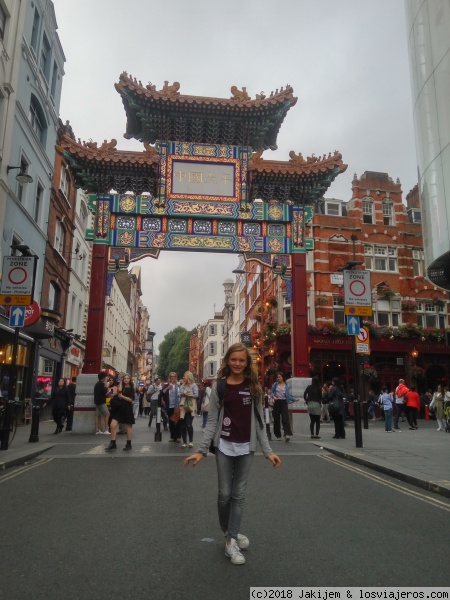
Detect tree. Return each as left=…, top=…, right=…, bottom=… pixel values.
left=157, top=326, right=195, bottom=380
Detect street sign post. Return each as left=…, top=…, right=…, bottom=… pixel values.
left=0, top=256, right=38, bottom=306
left=346, top=315, right=360, bottom=336
left=343, top=270, right=372, bottom=307
left=356, top=326, right=371, bottom=354
left=344, top=305, right=373, bottom=317
left=8, top=306, right=25, bottom=328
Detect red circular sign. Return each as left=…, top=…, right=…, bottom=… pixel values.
left=24, top=301, right=41, bottom=327
left=8, top=267, right=27, bottom=285
left=349, top=280, right=366, bottom=296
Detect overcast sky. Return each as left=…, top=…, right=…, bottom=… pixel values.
left=51, top=0, right=417, bottom=351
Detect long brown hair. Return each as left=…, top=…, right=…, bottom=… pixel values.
left=216, top=343, right=262, bottom=404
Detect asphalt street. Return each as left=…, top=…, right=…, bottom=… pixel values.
left=1, top=416, right=449, bottom=600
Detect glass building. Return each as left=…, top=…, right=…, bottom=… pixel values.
left=405, top=0, right=450, bottom=289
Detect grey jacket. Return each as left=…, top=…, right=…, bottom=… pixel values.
left=197, top=381, right=273, bottom=458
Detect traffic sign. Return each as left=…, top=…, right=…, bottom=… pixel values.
left=9, top=306, right=25, bottom=327
left=343, top=270, right=372, bottom=307
left=0, top=294, right=33, bottom=306
left=1, top=256, right=36, bottom=296
left=24, top=301, right=41, bottom=327
left=356, top=326, right=371, bottom=354
left=346, top=315, right=360, bottom=336
left=345, top=305, right=373, bottom=316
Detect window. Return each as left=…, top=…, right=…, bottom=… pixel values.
left=80, top=201, right=89, bottom=230
left=54, top=219, right=65, bottom=254
left=284, top=307, right=291, bottom=323
left=374, top=299, right=400, bottom=327
left=362, top=199, right=373, bottom=224
left=382, top=202, right=394, bottom=226
left=209, top=342, right=215, bottom=355
left=365, top=245, right=397, bottom=272
left=34, top=183, right=43, bottom=223
left=50, top=61, right=58, bottom=98
left=30, top=8, right=40, bottom=54
left=417, top=302, right=447, bottom=329
left=409, top=209, right=421, bottom=223
left=29, top=95, right=46, bottom=144
left=210, top=325, right=215, bottom=336
left=40, top=33, right=51, bottom=81
left=17, top=156, right=30, bottom=203
left=48, top=281, right=61, bottom=311
left=326, top=202, right=341, bottom=216
left=413, top=250, right=425, bottom=277
left=208, top=362, right=215, bottom=377
left=60, top=168, right=69, bottom=198
left=0, top=5, right=6, bottom=42
left=333, top=297, right=345, bottom=325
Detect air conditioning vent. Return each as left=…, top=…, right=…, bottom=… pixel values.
left=397, top=358, right=404, bottom=366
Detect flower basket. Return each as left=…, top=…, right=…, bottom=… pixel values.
left=432, top=296, right=445, bottom=308
left=411, top=366, right=425, bottom=379
left=266, top=296, right=278, bottom=308
left=362, top=365, right=378, bottom=379
left=380, top=286, right=395, bottom=299
left=401, top=300, right=417, bottom=312
left=315, top=296, right=328, bottom=306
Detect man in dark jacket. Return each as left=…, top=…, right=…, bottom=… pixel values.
left=94, top=372, right=109, bottom=435
left=66, top=377, right=76, bottom=431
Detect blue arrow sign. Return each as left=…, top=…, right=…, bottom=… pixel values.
left=9, top=306, right=25, bottom=327
left=346, top=315, right=360, bottom=336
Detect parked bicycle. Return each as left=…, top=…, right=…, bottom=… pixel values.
left=0, top=397, right=19, bottom=448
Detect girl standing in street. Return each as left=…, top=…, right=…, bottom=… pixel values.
left=304, top=376, right=322, bottom=439
left=381, top=386, right=394, bottom=432
left=328, top=377, right=346, bottom=439
left=105, top=373, right=135, bottom=451
left=269, top=371, right=292, bottom=442
left=184, top=343, right=281, bottom=566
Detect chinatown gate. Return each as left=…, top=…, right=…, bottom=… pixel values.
left=59, top=74, right=347, bottom=431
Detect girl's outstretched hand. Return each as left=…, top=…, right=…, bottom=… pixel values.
left=183, top=452, right=204, bottom=467
left=267, top=454, right=282, bottom=468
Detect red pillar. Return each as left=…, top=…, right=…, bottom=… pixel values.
left=83, top=244, right=108, bottom=374
left=291, top=252, right=310, bottom=377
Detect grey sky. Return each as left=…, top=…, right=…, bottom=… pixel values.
left=51, top=0, right=417, bottom=350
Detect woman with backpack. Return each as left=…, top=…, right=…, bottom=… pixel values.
left=183, top=343, right=281, bottom=566
left=269, top=371, right=293, bottom=442
left=304, top=376, right=322, bottom=439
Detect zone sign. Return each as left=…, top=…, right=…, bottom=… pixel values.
left=1, top=256, right=36, bottom=296
left=343, top=270, right=372, bottom=307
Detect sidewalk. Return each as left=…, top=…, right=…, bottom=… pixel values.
left=1, top=413, right=449, bottom=497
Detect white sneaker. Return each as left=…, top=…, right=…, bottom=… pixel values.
left=237, top=533, right=249, bottom=550
left=181, top=443, right=187, bottom=448
left=102, top=430, right=111, bottom=434
left=225, top=539, right=246, bottom=565
left=188, top=443, right=193, bottom=448
left=95, top=431, right=101, bottom=435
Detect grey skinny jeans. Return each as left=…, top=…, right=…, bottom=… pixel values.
left=216, top=449, right=254, bottom=541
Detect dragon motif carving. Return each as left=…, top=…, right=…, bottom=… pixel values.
left=159, top=81, right=180, bottom=96
left=230, top=86, right=250, bottom=101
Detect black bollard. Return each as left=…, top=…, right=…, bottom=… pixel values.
left=353, top=398, right=363, bottom=447
left=154, top=394, right=162, bottom=442
left=29, top=400, right=41, bottom=443
left=264, top=393, right=271, bottom=441
left=362, top=400, right=369, bottom=430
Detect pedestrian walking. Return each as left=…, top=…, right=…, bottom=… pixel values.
left=45, top=377, right=70, bottom=434
left=304, top=376, right=322, bottom=439
left=66, top=376, right=76, bottom=431
left=94, top=372, right=110, bottom=435
left=406, top=385, right=420, bottom=429
left=105, top=373, right=135, bottom=451
left=162, top=372, right=181, bottom=442
left=269, top=371, right=292, bottom=442
left=430, top=385, right=445, bottom=431
left=381, top=386, right=394, bottom=432
left=147, top=377, right=162, bottom=428
left=197, top=382, right=205, bottom=416
left=367, top=389, right=377, bottom=422
left=321, top=382, right=331, bottom=423
left=394, top=379, right=409, bottom=430
left=183, top=342, right=281, bottom=566
left=201, top=380, right=212, bottom=429
left=328, top=377, right=346, bottom=439
left=179, top=371, right=198, bottom=448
